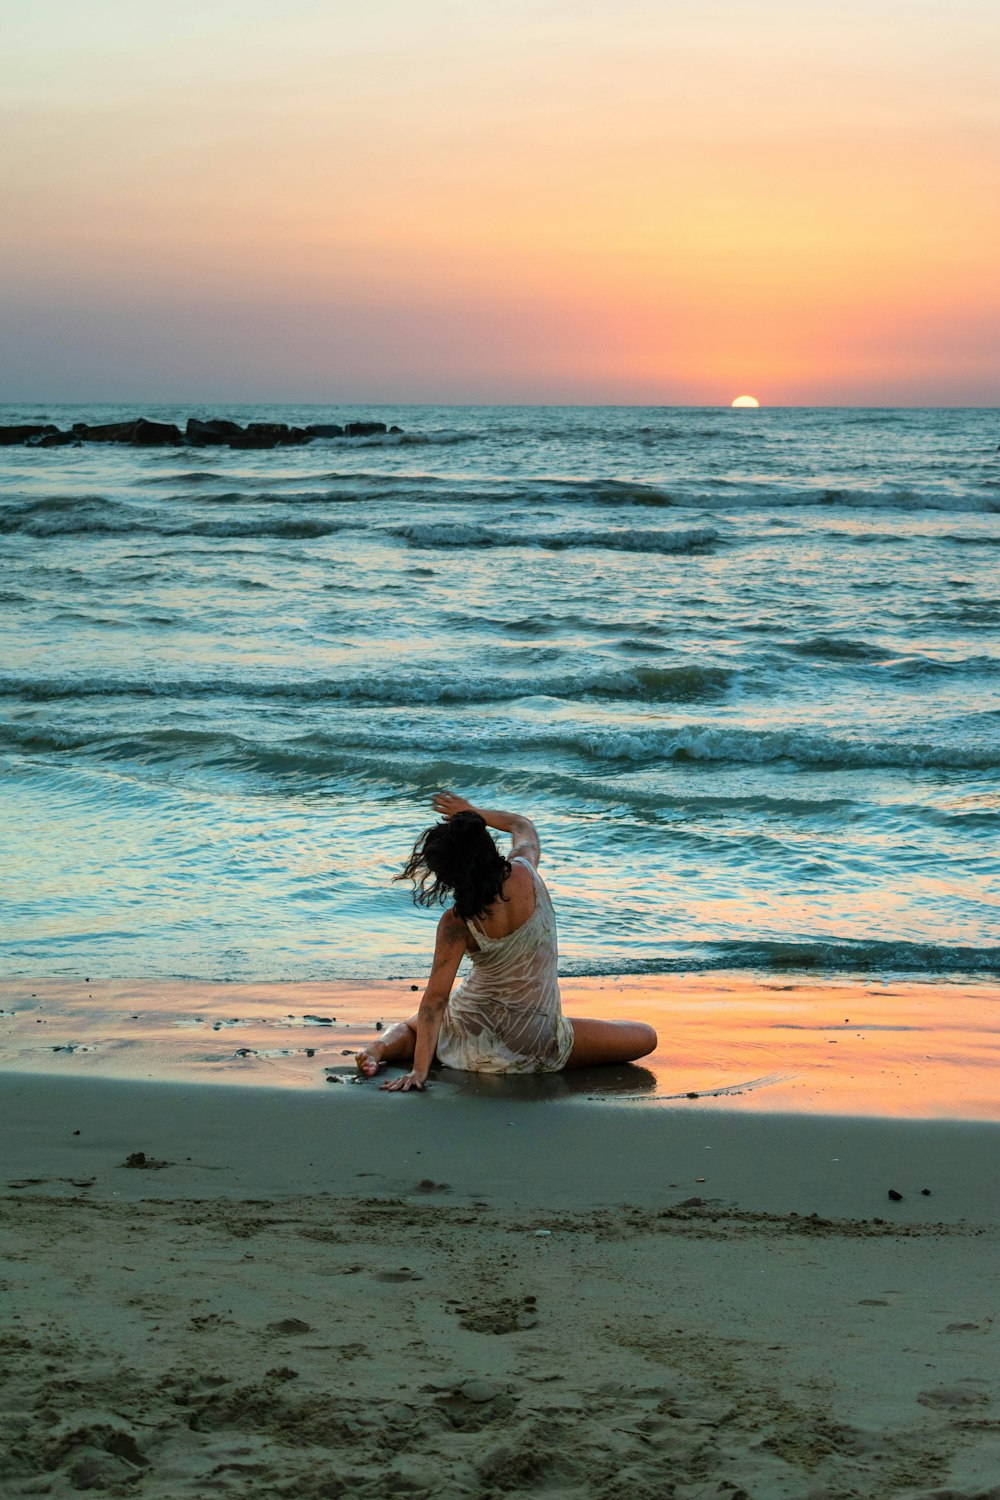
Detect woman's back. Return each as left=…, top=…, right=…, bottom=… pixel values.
left=436, top=857, right=572, bottom=1073
left=467, top=856, right=536, bottom=941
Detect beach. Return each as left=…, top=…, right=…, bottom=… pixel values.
left=3, top=405, right=998, bottom=1496
left=3, top=975, right=999, bottom=1499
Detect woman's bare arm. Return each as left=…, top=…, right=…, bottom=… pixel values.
left=380, top=909, right=467, bottom=1092
left=431, top=791, right=541, bottom=866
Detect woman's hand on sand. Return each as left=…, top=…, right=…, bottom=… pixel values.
left=379, top=1071, right=428, bottom=1092
left=432, top=791, right=476, bottom=820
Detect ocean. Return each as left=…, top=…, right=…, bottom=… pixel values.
left=2, top=403, right=998, bottom=984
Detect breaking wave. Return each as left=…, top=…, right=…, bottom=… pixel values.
left=388, top=523, right=721, bottom=553
left=0, top=663, right=734, bottom=708
left=560, top=938, right=1000, bottom=979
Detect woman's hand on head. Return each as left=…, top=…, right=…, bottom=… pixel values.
left=432, top=791, right=476, bottom=820
left=379, top=1071, right=428, bottom=1093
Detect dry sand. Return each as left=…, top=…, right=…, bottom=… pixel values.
left=2, top=1055, right=1000, bottom=1499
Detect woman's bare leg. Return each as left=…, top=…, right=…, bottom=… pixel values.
left=356, top=1015, right=419, bottom=1077
left=564, top=1018, right=657, bottom=1069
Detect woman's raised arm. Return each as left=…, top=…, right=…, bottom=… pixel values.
left=431, top=791, right=541, bottom=866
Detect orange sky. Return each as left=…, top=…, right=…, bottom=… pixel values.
left=2, top=1, right=998, bottom=403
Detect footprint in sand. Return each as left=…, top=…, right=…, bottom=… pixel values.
left=372, top=1268, right=424, bottom=1283
left=265, top=1318, right=311, bottom=1335
left=457, top=1295, right=539, bottom=1334
left=43, top=1424, right=149, bottom=1493
left=918, top=1384, right=990, bottom=1410
left=435, top=1378, right=516, bottom=1429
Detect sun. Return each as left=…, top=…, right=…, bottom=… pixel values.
left=731, top=395, right=760, bottom=408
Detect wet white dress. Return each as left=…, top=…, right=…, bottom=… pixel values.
left=436, top=857, right=575, bottom=1074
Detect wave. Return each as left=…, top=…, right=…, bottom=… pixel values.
left=551, top=723, right=1000, bottom=771
left=559, top=938, right=1000, bottom=979
left=696, top=481, right=1000, bottom=513
left=182, top=516, right=350, bottom=539
left=388, top=523, right=721, bottom=553
left=540, top=477, right=675, bottom=506
left=926, top=600, right=1000, bottom=628
left=785, top=637, right=999, bottom=677
left=5, top=714, right=995, bottom=779
left=0, top=662, right=733, bottom=708
left=324, top=429, right=472, bottom=447
left=139, top=470, right=223, bottom=486
left=788, top=635, right=887, bottom=662
left=873, top=653, right=999, bottom=678
left=0, top=496, right=353, bottom=540
left=0, top=496, right=131, bottom=537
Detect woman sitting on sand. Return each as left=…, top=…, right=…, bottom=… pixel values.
left=357, top=792, right=657, bottom=1092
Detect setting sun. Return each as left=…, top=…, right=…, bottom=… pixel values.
left=731, top=395, right=761, bottom=408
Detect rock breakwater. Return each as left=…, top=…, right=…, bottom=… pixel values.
left=0, top=417, right=402, bottom=450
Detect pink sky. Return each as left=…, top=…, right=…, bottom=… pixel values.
left=2, top=1, right=998, bottom=404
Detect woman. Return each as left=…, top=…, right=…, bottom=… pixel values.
left=356, top=792, right=657, bottom=1092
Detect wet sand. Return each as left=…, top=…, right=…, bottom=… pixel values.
left=2, top=974, right=999, bottom=1497
left=3, top=972, right=999, bottom=1116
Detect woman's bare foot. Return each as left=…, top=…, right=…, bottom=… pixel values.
left=356, top=1045, right=385, bottom=1078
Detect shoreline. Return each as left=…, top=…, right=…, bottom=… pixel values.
left=3, top=971, right=998, bottom=1119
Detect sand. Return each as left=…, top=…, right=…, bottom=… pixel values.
left=3, top=1042, right=1000, bottom=1500
left=3, top=973, right=999, bottom=1116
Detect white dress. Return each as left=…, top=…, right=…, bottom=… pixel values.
left=435, top=857, right=575, bottom=1074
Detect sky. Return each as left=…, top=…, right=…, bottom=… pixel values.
left=2, top=0, right=998, bottom=404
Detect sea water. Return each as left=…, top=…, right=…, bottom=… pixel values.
left=1, top=404, right=998, bottom=982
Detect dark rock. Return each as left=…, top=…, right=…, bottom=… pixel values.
left=304, top=422, right=345, bottom=438
left=0, top=423, right=57, bottom=444
left=131, top=418, right=183, bottom=446
left=229, top=421, right=308, bottom=449
left=921, top=1187, right=932, bottom=1195
left=389, top=425, right=404, bottom=434
left=31, top=429, right=79, bottom=447
left=344, top=421, right=387, bottom=437
left=888, top=1189, right=903, bottom=1201
left=185, top=417, right=244, bottom=445
left=228, top=430, right=282, bottom=450
left=72, top=421, right=138, bottom=442
left=678, top=1196, right=705, bottom=1208
left=120, top=1151, right=171, bottom=1169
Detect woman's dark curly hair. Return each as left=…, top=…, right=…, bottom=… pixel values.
left=395, top=810, right=511, bottom=921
